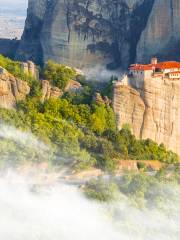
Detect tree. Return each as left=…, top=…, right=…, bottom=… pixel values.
left=89, top=104, right=116, bottom=135
left=84, top=178, right=118, bottom=202
left=43, top=60, right=76, bottom=90
left=137, top=162, right=146, bottom=171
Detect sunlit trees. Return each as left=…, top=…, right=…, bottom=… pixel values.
left=43, top=60, right=76, bottom=90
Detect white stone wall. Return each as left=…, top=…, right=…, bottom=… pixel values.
left=169, top=73, right=180, bottom=79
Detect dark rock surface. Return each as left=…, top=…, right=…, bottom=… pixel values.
left=15, top=0, right=180, bottom=70
left=0, top=39, right=19, bottom=59
left=16, top=0, right=154, bottom=69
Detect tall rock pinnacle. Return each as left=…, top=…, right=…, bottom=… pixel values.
left=16, top=0, right=154, bottom=69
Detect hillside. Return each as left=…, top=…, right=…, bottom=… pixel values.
left=0, top=55, right=179, bottom=172
left=0, top=2, right=179, bottom=239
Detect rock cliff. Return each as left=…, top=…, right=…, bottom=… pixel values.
left=0, top=67, right=30, bottom=109
left=113, top=77, right=180, bottom=155
left=137, top=0, right=180, bottom=63
left=41, top=80, right=63, bottom=102
left=16, top=0, right=154, bottom=69
left=20, top=61, right=39, bottom=80
left=16, top=0, right=180, bottom=70
left=0, top=61, right=82, bottom=107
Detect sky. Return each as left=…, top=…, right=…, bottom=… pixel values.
left=0, top=0, right=27, bottom=6
left=0, top=0, right=28, bottom=15
left=0, top=0, right=28, bottom=39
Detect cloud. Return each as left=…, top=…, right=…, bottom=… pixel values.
left=0, top=171, right=120, bottom=240
left=0, top=124, right=179, bottom=240
left=82, top=65, right=125, bottom=82
left=0, top=170, right=179, bottom=240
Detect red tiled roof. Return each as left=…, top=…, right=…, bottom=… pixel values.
left=129, top=64, right=152, bottom=71
left=129, top=61, right=180, bottom=71
left=156, top=61, right=180, bottom=69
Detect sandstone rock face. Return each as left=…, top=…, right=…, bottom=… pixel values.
left=65, top=80, right=82, bottom=92
left=16, top=0, right=154, bottom=69
left=93, top=92, right=111, bottom=106
left=20, top=61, right=39, bottom=80
left=0, top=67, right=30, bottom=109
left=113, top=78, right=180, bottom=155
left=113, top=83, right=145, bottom=139
left=137, top=0, right=180, bottom=63
left=41, top=80, right=63, bottom=102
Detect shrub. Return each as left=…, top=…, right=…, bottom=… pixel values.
left=43, top=60, right=76, bottom=90
left=137, top=162, right=146, bottom=170
left=84, top=179, right=118, bottom=202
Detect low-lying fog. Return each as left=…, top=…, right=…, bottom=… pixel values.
left=0, top=124, right=179, bottom=240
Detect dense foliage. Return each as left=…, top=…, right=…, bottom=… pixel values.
left=43, top=60, right=76, bottom=90
left=0, top=94, right=179, bottom=171
left=0, top=54, right=36, bottom=85
left=84, top=165, right=180, bottom=205
left=0, top=56, right=179, bottom=171
left=85, top=178, right=118, bottom=202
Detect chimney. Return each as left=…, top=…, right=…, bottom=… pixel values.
left=151, top=57, right=158, bottom=65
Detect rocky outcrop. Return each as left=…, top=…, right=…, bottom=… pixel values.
left=117, top=160, right=163, bottom=171
left=137, top=0, right=180, bottom=63
left=41, top=80, right=63, bottom=102
left=16, top=0, right=155, bottom=69
left=113, top=83, right=145, bottom=138
left=0, top=67, right=30, bottom=109
left=113, top=78, right=180, bottom=155
left=16, top=0, right=180, bottom=70
left=20, top=61, right=39, bottom=80
left=15, top=0, right=47, bottom=64
left=93, top=92, right=111, bottom=106
left=64, top=80, right=82, bottom=92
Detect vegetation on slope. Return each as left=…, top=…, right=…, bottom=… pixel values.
left=84, top=165, right=180, bottom=205
left=0, top=54, right=35, bottom=84
left=43, top=60, right=77, bottom=90
left=0, top=56, right=179, bottom=171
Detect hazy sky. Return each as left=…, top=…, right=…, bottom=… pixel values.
left=0, top=0, right=27, bottom=6
left=0, top=0, right=28, bottom=15
left=0, top=0, right=28, bottom=14
left=0, top=0, right=28, bottom=39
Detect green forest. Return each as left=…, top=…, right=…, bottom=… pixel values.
left=0, top=55, right=179, bottom=172
left=84, top=165, right=180, bottom=206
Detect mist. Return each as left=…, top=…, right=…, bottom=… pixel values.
left=82, top=64, right=125, bottom=82
left=0, top=123, right=179, bottom=240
